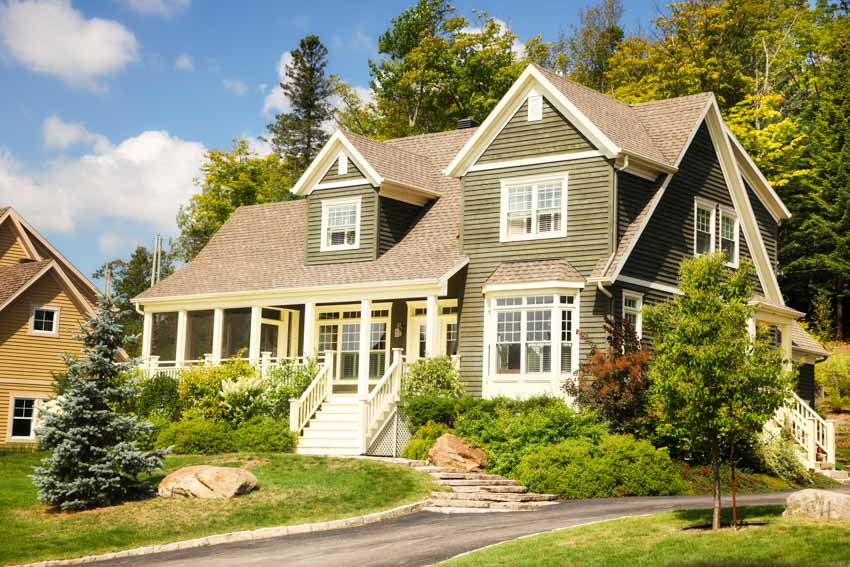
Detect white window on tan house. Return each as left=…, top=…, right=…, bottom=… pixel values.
left=30, top=306, right=59, bottom=336
left=500, top=174, right=568, bottom=242
left=321, top=197, right=360, bottom=251
left=720, top=207, right=739, bottom=267
left=694, top=199, right=716, bottom=256
left=622, top=292, right=643, bottom=339
left=10, top=397, right=42, bottom=440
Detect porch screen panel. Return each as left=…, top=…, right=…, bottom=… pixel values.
left=151, top=312, right=178, bottom=363
left=222, top=308, right=251, bottom=358
left=185, top=310, right=214, bottom=361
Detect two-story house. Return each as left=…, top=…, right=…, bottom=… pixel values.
left=0, top=207, right=98, bottom=445
left=133, top=64, right=830, bottom=461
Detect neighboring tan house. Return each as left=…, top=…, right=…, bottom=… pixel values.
left=0, top=207, right=98, bottom=445
left=133, top=64, right=833, bottom=465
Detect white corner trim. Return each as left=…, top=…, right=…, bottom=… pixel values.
left=467, top=150, right=603, bottom=173
left=313, top=178, right=370, bottom=191
left=616, top=275, right=683, bottom=296
left=319, top=196, right=362, bottom=252
left=438, top=257, right=470, bottom=292
left=724, top=124, right=791, bottom=221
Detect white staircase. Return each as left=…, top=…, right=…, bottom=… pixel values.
left=296, top=394, right=362, bottom=456
left=772, top=392, right=838, bottom=475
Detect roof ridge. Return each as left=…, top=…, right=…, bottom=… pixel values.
left=385, top=128, right=478, bottom=143
left=630, top=92, right=714, bottom=107
left=342, top=128, right=440, bottom=162
left=531, top=63, right=635, bottom=112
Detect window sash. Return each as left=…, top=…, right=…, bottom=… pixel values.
left=11, top=398, right=37, bottom=438
left=32, top=308, right=57, bottom=333
left=721, top=211, right=738, bottom=265
left=502, top=178, right=566, bottom=240
left=323, top=201, right=359, bottom=250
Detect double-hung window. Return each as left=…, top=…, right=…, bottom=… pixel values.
left=31, top=306, right=59, bottom=336
left=321, top=197, right=360, bottom=251
left=492, top=293, right=577, bottom=376
left=11, top=397, right=41, bottom=439
left=694, top=199, right=716, bottom=256
left=720, top=207, right=739, bottom=267
left=500, top=175, right=568, bottom=241
left=622, top=292, right=643, bottom=339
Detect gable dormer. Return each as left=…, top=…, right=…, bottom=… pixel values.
left=0, top=213, right=33, bottom=267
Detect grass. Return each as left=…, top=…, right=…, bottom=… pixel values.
left=678, top=462, right=840, bottom=495
left=442, top=506, right=850, bottom=566
left=0, top=451, right=435, bottom=565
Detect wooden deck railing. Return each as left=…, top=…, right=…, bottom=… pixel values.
left=775, top=391, right=836, bottom=468
left=138, top=353, right=309, bottom=380
left=288, top=351, right=335, bottom=434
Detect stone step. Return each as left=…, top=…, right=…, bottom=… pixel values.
left=431, top=491, right=557, bottom=503
left=436, top=479, right=520, bottom=487
left=449, top=484, right=529, bottom=494
left=428, top=498, right=492, bottom=509
left=431, top=472, right=505, bottom=481
left=414, top=466, right=465, bottom=473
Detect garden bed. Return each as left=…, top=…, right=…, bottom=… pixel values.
left=0, top=451, right=435, bottom=565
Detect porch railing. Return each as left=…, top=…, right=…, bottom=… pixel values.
left=360, top=349, right=404, bottom=453
left=775, top=391, right=836, bottom=468
left=138, top=353, right=309, bottom=380
left=289, top=351, right=335, bottom=434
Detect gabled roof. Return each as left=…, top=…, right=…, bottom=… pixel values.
left=0, top=260, right=53, bottom=310
left=485, top=259, right=585, bottom=287
left=631, top=93, right=716, bottom=165
left=343, top=130, right=441, bottom=194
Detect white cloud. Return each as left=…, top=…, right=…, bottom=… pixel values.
left=262, top=51, right=292, bottom=115
left=43, top=115, right=111, bottom=153
left=174, top=52, right=193, bottom=71
left=122, top=0, right=190, bottom=17
left=463, top=17, right=524, bottom=58
left=222, top=78, right=247, bottom=95
left=0, top=130, right=206, bottom=234
left=0, top=0, right=139, bottom=91
left=243, top=135, right=273, bottom=157
left=98, top=228, right=130, bottom=256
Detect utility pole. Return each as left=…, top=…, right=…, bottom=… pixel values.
left=150, top=234, right=162, bottom=287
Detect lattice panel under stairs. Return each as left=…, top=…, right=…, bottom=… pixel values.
left=366, top=408, right=413, bottom=457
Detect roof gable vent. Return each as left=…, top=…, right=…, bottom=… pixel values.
left=456, top=117, right=479, bottom=130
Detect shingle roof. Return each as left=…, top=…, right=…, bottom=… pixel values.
left=486, top=259, right=584, bottom=286
left=792, top=323, right=830, bottom=357
left=0, top=259, right=52, bottom=309
left=631, top=93, right=714, bottom=164
left=343, top=130, right=440, bottom=193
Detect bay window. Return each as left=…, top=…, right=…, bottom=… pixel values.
left=500, top=174, right=568, bottom=242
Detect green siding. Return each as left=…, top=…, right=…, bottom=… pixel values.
left=620, top=123, right=762, bottom=293
left=611, top=281, right=675, bottom=350
left=458, top=156, right=614, bottom=395
left=378, top=197, right=424, bottom=256
left=796, top=363, right=816, bottom=408
left=305, top=184, right=378, bottom=265
left=617, top=172, right=658, bottom=242
left=476, top=98, right=594, bottom=164
left=320, top=156, right=365, bottom=183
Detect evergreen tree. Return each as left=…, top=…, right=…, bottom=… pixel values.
left=266, top=35, right=333, bottom=177
left=32, top=296, right=166, bottom=511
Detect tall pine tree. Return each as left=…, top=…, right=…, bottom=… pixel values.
left=267, top=35, right=333, bottom=178
left=32, top=296, right=166, bottom=511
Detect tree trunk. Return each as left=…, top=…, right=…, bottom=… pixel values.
left=712, top=444, right=721, bottom=530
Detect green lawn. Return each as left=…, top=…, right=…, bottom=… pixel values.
left=678, top=462, right=839, bottom=494
left=0, top=451, right=435, bottom=565
left=442, top=506, right=850, bottom=567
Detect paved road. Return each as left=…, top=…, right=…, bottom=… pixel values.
left=97, top=490, right=836, bottom=567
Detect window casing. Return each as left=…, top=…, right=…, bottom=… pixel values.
left=622, top=292, right=643, bottom=339
left=316, top=304, right=390, bottom=380
left=320, top=197, right=361, bottom=252
left=31, top=306, right=59, bottom=336
left=694, top=199, right=716, bottom=256
left=10, top=397, right=42, bottom=439
left=720, top=207, right=739, bottom=267
left=500, top=174, right=568, bottom=242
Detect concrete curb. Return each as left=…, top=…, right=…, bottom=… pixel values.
left=17, top=500, right=430, bottom=567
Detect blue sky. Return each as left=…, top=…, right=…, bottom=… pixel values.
left=0, top=0, right=659, bottom=286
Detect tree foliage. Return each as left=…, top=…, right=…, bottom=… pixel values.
left=645, top=253, right=793, bottom=529
left=32, top=296, right=167, bottom=511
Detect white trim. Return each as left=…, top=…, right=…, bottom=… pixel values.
left=291, top=131, right=382, bottom=196
left=405, top=298, right=459, bottom=363
left=725, top=124, right=791, bottom=221
left=693, top=197, right=717, bottom=257
left=445, top=65, right=621, bottom=177
left=313, top=178, right=369, bottom=191
left=482, top=280, right=585, bottom=294
left=616, top=275, right=683, bottom=296
left=499, top=172, right=569, bottom=243
left=29, top=304, right=60, bottom=337
left=319, top=196, right=362, bottom=252
left=719, top=204, right=740, bottom=268
left=622, top=291, right=643, bottom=339
left=467, top=150, right=603, bottom=173
left=8, top=396, right=44, bottom=441
left=438, top=257, right=470, bottom=289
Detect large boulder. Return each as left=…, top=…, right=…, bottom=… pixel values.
left=428, top=433, right=487, bottom=471
left=158, top=465, right=257, bottom=499
left=784, top=489, right=850, bottom=520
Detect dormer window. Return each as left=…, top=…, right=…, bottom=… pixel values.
left=500, top=174, right=568, bottom=242
left=694, top=199, right=716, bottom=256
left=720, top=207, right=739, bottom=267
left=321, top=197, right=361, bottom=251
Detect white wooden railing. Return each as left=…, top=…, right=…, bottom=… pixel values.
left=138, top=353, right=308, bottom=380
left=289, top=351, right=335, bottom=434
left=775, top=391, right=836, bottom=469
left=360, top=349, right=405, bottom=453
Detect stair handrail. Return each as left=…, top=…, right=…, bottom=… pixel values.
left=289, top=351, right=335, bottom=434
left=777, top=391, right=836, bottom=467
left=360, top=348, right=404, bottom=453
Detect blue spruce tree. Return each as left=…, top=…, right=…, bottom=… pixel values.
left=32, top=296, right=166, bottom=511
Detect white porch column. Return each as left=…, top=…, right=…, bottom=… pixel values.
left=303, top=302, right=316, bottom=357
left=141, top=311, right=153, bottom=360
left=358, top=299, right=372, bottom=396
left=425, top=295, right=439, bottom=357
left=780, top=322, right=793, bottom=361
left=212, top=308, right=224, bottom=363
left=289, top=310, right=301, bottom=357
left=175, top=310, right=188, bottom=365
left=249, top=306, right=262, bottom=363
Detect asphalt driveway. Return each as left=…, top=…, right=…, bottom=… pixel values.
left=93, top=489, right=838, bottom=567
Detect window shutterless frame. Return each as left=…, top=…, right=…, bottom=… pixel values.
left=693, top=197, right=716, bottom=257
left=719, top=204, right=740, bottom=268
left=320, top=196, right=362, bottom=252
left=622, top=291, right=644, bottom=339
left=9, top=397, right=43, bottom=440
left=29, top=305, right=60, bottom=337
left=499, top=173, right=568, bottom=242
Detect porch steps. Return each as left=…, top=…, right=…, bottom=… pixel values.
left=295, top=394, right=361, bottom=456
left=413, top=465, right=558, bottom=513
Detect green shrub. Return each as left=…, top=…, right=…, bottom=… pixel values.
left=402, top=395, right=458, bottom=429
left=816, top=351, right=849, bottom=412
left=401, top=356, right=464, bottom=399
left=155, top=412, right=235, bottom=454
left=515, top=435, right=686, bottom=498
left=136, top=373, right=181, bottom=420
left=178, top=357, right=254, bottom=421
left=755, top=430, right=811, bottom=485
left=230, top=417, right=297, bottom=452
left=453, top=396, right=607, bottom=476
left=264, top=358, right=319, bottom=419
left=401, top=421, right=449, bottom=460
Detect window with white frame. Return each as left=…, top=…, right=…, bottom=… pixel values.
left=11, top=397, right=41, bottom=439
left=316, top=305, right=390, bottom=380
left=321, top=198, right=360, bottom=251
left=500, top=175, right=568, bottom=242
left=491, top=293, right=577, bottom=376
left=694, top=199, right=715, bottom=256
left=720, top=207, right=739, bottom=266
left=622, top=292, right=643, bottom=339
left=31, top=306, right=58, bottom=335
